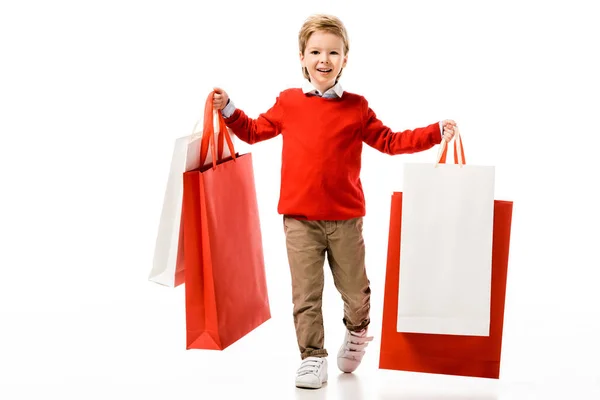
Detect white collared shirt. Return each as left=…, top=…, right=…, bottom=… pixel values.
left=301, top=81, right=344, bottom=98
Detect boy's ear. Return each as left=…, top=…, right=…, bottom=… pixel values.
left=299, top=51, right=305, bottom=66
left=342, top=54, right=348, bottom=68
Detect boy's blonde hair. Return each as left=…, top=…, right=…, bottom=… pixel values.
left=298, top=14, right=349, bottom=83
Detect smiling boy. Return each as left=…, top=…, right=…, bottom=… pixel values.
left=212, top=14, right=456, bottom=389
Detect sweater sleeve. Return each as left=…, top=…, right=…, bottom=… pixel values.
left=361, top=97, right=442, bottom=155
left=222, top=93, right=284, bottom=145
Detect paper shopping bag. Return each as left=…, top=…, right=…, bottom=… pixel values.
left=397, top=130, right=495, bottom=336
left=379, top=192, right=513, bottom=378
left=149, top=102, right=235, bottom=287
left=182, top=92, right=271, bottom=350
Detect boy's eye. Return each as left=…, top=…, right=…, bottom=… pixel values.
left=311, top=51, right=319, bottom=55
left=330, top=51, right=338, bottom=55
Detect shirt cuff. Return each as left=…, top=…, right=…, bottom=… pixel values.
left=439, top=121, right=444, bottom=139
left=221, top=99, right=235, bottom=119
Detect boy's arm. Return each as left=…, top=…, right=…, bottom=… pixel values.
left=361, top=98, right=442, bottom=155
left=220, top=96, right=284, bottom=144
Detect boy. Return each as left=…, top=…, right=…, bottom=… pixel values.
left=212, top=14, right=456, bottom=389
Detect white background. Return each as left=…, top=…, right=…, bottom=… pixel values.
left=1, top=0, right=599, bottom=398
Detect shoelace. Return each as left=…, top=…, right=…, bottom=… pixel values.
left=340, top=330, right=374, bottom=360
left=296, top=358, right=323, bottom=377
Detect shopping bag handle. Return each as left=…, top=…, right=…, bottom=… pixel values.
left=435, top=126, right=465, bottom=167
left=189, top=92, right=237, bottom=169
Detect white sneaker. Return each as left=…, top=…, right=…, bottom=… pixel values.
left=295, top=356, right=328, bottom=389
left=337, top=328, right=374, bottom=373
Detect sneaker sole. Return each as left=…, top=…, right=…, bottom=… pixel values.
left=295, top=374, right=328, bottom=389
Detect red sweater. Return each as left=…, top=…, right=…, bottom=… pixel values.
left=224, top=88, right=441, bottom=220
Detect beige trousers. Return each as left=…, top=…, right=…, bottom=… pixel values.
left=283, top=216, right=371, bottom=359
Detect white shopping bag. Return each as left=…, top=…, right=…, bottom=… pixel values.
left=397, top=129, right=494, bottom=336
left=148, top=109, right=234, bottom=287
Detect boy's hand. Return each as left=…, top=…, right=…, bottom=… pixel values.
left=213, top=87, right=229, bottom=110
left=442, top=119, right=457, bottom=142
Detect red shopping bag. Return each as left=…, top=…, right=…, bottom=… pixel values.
left=182, top=92, right=271, bottom=350
left=379, top=192, right=513, bottom=378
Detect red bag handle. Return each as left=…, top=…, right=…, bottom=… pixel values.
left=199, top=91, right=236, bottom=169
left=436, top=126, right=465, bottom=166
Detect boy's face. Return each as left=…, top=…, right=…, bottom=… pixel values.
left=300, top=31, right=347, bottom=93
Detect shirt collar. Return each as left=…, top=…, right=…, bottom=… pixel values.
left=302, top=81, right=344, bottom=98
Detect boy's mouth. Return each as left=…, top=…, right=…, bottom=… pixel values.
left=317, top=68, right=332, bottom=73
